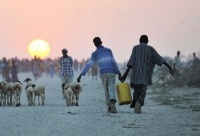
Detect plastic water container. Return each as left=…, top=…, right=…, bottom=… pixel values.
left=116, top=82, right=132, bottom=105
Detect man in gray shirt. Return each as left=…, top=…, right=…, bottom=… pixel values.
left=121, top=35, right=174, bottom=114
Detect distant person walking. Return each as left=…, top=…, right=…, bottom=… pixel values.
left=0, top=59, right=5, bottom=80
left=73, top=59, right=79, bottom=72
left=48, top=59, right=55, bottom=78
left=173, top=50, right=182, bottom=80
left=189, top=52, right=200, bottom=85
left=59, top=48, right=74, bottom=84
left=11, top=58, right=19, bottom=82
left=121, top=35, right=174, bottom=114
left=31, top=56, right=41, bottom=80
left=77, top=37, right=121, bottom=113
left=2, top=58, right=11, bottom=83
left=91, top=64, right=98, bottom=80
left=191, top=52, right=200, bottom=67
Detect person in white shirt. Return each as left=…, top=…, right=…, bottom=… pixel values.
left=173, top=51, right=182, bottom=80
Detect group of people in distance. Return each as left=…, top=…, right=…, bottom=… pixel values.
left=59, top=35, right=174, bottom=114
left=172, top=50, right=200, bottom=86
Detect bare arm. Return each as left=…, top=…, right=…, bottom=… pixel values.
left=121, top=65, right=132, bottom=82
left=163, top=62, right=174, bottom=76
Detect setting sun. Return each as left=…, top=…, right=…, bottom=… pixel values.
left=28, top=39, right=50, bottom=59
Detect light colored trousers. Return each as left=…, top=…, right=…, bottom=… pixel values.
left=61, top=75, right=73, bottom=84
left=100, top=73, right=116, bottom=106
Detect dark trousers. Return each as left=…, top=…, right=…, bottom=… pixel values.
left=130, top=83, right=147, bottom=108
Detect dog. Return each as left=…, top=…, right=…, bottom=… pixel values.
left=5, top=82, right=14, bottom=106
left=32, top=84, right=45, bottom=106
left=61, top=82, right=83, bottom=106
left=61, top=83, right=70, bottom=99
left=70, top=82, right=83, bottom=106
left=63, top=87, right=73, bottom=106
left=24, top=78, right=34, bottom=106
left=13, top=81, right=23, bottom=107
left=0, top=81, right=7, bottom=106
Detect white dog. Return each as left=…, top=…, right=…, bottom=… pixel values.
left=0, top=81, right=7, bottom=106
left=13, top=81, right=23, bottom=107
left=24, top=78, right=34, bottom=106
left=5, top=82, right=14, bottom=106
left=61, top=83, right=70, bottom=99
left=32, top=84, right=45, bottom=106
left=61, top=82, right=83, bottom=106
left=70, top=82, right=83, bottom=106
left=62, top=83, right=73, bottom=106
left=64, top=87, right=73, bottom=106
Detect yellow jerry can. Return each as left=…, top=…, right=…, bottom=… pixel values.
left=116, top=82, right=132, bottom=105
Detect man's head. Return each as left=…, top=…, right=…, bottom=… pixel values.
left=193, top=52, right=196, bottom=58
left=177, top=51, right=180, bottom=56
left=62, top=48, right=68, bottom=56
left=139, top=35, right=148, bottom=44
left=93, top=37, right=102, bottom=47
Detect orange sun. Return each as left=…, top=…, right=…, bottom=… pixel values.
left=28, top=39, right=50, bottom=59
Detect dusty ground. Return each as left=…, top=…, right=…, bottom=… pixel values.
left=150, top=84, right=200, bottom=112
left=0, top=72, right=200, bottom=136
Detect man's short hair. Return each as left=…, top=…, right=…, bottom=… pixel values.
left=62, top=48, right=68, bottom=52
left=140, top=35, right=148, bottom=43
left=93, top=37, right=102, bottom=45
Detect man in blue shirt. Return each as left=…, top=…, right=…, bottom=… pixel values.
left=77, top=37, right=121, bottom=113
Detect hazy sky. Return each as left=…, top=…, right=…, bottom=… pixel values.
left=0, top=0, right=200, bottom=63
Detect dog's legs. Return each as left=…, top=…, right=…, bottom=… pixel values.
left=33, top=93, right=36, bottom=105
left=66, top=98, right=68, bottom=106
left=18, top=94, right=21, bottom=106
left=66, top=97, right=69, bottom=106
left=62, top=89, right=65, bottom=99
left=69, top=98, right=71, bottom=106
left=30, top=92, right=33, bottom=106
left=7, top=96, right=10, bottom=106
left=17, top=95, right=19, bottom=106
left=72, top=95, right=75, bottom=106
left=0, top=95, right=1, bottom=106
left=3, top=94, right=6, bottom=105
left=10, top=96, right=12, bottom=106
left=27, top=93, right=30, bottom=106
left=12, top=94, right=15, bottom=106
left=15, top=94, right=17, bottom=106
left=38, top=95, right=40, bottom=106
left=11, top=95, right=14, bottom=106
left=16, top=93, right=19, bottom=106
left=15, top=95, right=19, bottom=107
left=0, top=93, right=4, bottom=106
left=42, top=94, right=44, bottom=105
left=75, top=94, right=79, bottom=106
left=29, top=93, right=32, bottom=106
